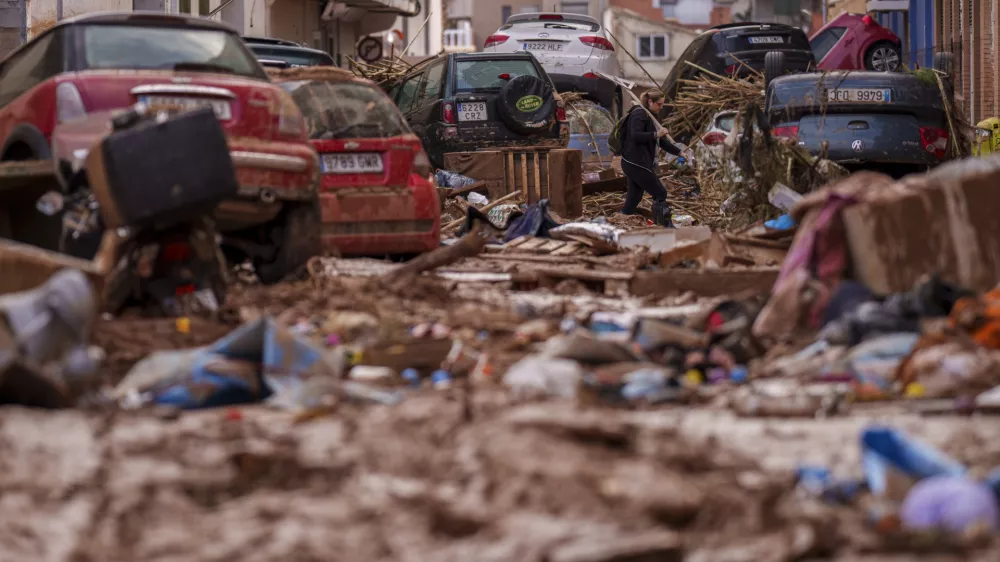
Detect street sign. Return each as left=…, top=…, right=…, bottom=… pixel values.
left=357, top=36, right=383, bottom=63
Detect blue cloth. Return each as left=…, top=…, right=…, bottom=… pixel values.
left=149, top=317, right=330, bottom=409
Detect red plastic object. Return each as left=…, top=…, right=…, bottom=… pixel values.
left=580, top=36, right=614, bottom=51
left=919, top=126, right=949, bottom=158
left=484, top=34, right=509, bottom=48
left=772, top=125, right=799, bottom=138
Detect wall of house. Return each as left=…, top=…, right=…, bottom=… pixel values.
left=27, top=0, right=132, bottom=38
left=934, top=0, right=1000, bottom=124
left=828, top=0, right=867, bottom=17
left=607, top=7, right=696, bottom=86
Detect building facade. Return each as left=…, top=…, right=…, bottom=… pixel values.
left=605, top=4, right=698, bottom=87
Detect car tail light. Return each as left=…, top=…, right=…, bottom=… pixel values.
left=56, top=83, right=87, bottom=123
left=442, top=102, right=456, bottom=124
left=498, top=73, right=511, bottom=80
left=702, top=132, right=727, bottom=145
left=580, top=36, right=614, bottom=51
left=725, top=64, right=737, bottom=75
left=159, top=241, right=192, bottom=264
left=274, top=89, right=306, bottom=139
left=175, top=284, right=196, bottom=296
left=920, top=126, right=949, bottom=157
left=583, top=72, right=599, bottom=79
left=772, top=125, right=799, bottom=139
left=539, top=14, right=563, bottom=20
left=485, top=34, right=509, bottom=48
left=555, top=98, right=567, bottom=122
left=411, top=149, right=433, bottom=179
left=862, top=14, right=874, bottom=26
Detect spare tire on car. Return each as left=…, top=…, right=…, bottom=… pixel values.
left=496, top=75, right=556, bottom=135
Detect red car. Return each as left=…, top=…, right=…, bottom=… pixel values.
left=0, top=12, right=319, bottom=284
left=810, top=13, right=903, bottom=72
left=271, top=67, right=440, bottom=257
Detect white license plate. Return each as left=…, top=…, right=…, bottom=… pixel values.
left=321, top=152, right=384, bottom=174
left=458, top=102, right=487, bottom=122
left=749, top=36, right=783, bottom=44
left=827, top=88, right=892, bottom=103
left=523, top=41, right=564, bottom=52
left=138, top=96, right=232, bottom=120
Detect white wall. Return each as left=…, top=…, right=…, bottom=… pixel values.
left=28, top=0, right=132, bottom=38
left=664, top=0, right=713, bottom=26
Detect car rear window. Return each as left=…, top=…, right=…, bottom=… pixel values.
left=455, top=59, right=539, bottom=91
left=82, top=24, right=265, bottom=78
left=499, top=20, right=600, bottom=33
left=568, top=104, right=614, bottom=134
left=250, top=45, right=334, bottom=67
left=716, top=113, right=736, bottom=132
left=809, top=27, right=847, bottom=62
left=280, top=80, right=411, bottom=139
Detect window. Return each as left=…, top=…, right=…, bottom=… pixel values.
left=501, top=5, right=512, bottom=23
left=178, top=0, right=191, bottom=13
left=199, top=0, right=209, bottom=15
left=519, top=5, right=540, bottom=14
left=418, top=62, right=445, bottom=105
left=0, top=31, right=63, bottom=107
left=662, top=5, right=676, bottom=18
left=809, top=27, right=846, bottom=63
left=560, top=1, right=589, bottom=16
left=281, top=81, right=410, bottom=139
left=82, top=25, right=265, bottom=79
left=454, top=59, right=538, bottom=91
left=636, top=34, right=669, bottom=60
left=394, top=72, right=424, bottom=114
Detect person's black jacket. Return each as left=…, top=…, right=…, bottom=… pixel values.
left=621, top=106, right=682, bottom=170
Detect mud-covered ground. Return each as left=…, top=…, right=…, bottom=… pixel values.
left=7, top=274, right=999, bottom=561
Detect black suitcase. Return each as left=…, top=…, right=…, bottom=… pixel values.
left=86, top=107, right=239, bottom=230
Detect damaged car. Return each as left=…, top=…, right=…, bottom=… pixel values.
left=391, top=52, right=569, bottom=169
left=269, top=67, right=440, bottom=257
left=766, top=58, right=959, bottom=176
left=0, top=12, right=320, bottom=284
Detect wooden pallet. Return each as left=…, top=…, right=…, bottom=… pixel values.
left=501, top=235, right=588, bottom=256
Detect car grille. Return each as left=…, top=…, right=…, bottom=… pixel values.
left=322, top=220, right=435, bottom=236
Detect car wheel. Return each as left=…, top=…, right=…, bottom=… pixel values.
left=764, top=51, right=786, bottom=90
left=865, top=42, right=902, bottom=72
left=255, top=201, right=321, bottom=285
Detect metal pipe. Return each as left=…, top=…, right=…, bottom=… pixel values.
left=57, top=0, right=63, bottom=21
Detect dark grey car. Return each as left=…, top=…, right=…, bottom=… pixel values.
left=766, top=70, right=955, bottom=176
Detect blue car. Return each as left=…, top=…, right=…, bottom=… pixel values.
left=566, top=101, right=615, bottom=172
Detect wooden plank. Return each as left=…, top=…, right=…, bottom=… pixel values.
left=631, top=267, right=781, bottom=298
left=530, top=266, right=635, bottom=282
left=504, top=236, right=532, bottom=249
left=536, top=239, right=566, bottom=253
left=506, top=151, right=516, bottom=197
left=517, top=237, right=549, bottom=251
left=481, top=254, right=598, bottom=265
left=521, top=152, right=530, bottom=204
left=534, top=151, right=543, bottom=201
left=551, top=241, right=583, bottom=256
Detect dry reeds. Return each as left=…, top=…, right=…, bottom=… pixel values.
left=348, top=56, right=414, bottom=90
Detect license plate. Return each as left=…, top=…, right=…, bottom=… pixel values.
left=827, top=88, right=892, bottom=103
left=138, top=96, right=232, bottom=120
left=523, top=41, right=564, bottom=52
left=458, top=102, right=487, bottom=122
left=749, top=36, right=783, bottom=44
left=321, top=152, right=384, bottom=174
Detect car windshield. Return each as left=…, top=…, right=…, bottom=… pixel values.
left=455, top=59, right=538, bottom=91
left=809, top=27, right=847, bottom=62
left=281, top=80, right=411, bottom=139
left=82, top=24, right=265, bottom=78
left=568, top=104, right=614, bottom=134
left=251, top=46, right=334, bottom=67
left=500, top=20, right=600, bottom=33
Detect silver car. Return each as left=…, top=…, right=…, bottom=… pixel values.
left=485, top=12, right=626, bottom=119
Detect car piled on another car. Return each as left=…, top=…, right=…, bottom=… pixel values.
left=766, top=56, right=957, bottom=177
left=270, top=66, right=440, bottom=258
left=810, top=13, right=903, bottom=72
left=565, top=101, right=614, bottom=172
left=484, top=12, right=625, bottom=120
left=391, top=52, right=568, bottom=170
left=243, top=37, right=336, bottom=68
left=0, top=12, right=320, bottom=284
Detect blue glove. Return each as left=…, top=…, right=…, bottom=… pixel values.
left=675, top=156, right=686, bottom=166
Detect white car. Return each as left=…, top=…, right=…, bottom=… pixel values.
left=697, top=110, right=738, bottom=161
left=485, top=12, right=626, bottom=119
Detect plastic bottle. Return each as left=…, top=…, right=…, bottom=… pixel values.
left=431, top=370, right=452, bottom=389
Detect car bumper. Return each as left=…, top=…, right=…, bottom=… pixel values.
left=319, top=184, right=440, bottom=256
left=215, top=138, right=319, bottom=230
left=549, top=73, right=618, bottom=108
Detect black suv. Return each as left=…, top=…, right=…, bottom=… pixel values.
left=659, top=22, right=815, bottom=124
left=391, top=52, right=569, bottom=169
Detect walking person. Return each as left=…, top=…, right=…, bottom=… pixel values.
left=620, top=90, right=684, bottom=226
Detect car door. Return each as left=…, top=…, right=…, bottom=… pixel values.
left=408, top=61, right=445, bottom=147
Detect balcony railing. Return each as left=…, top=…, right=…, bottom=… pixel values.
left=443, top=27, right=475, bottom=52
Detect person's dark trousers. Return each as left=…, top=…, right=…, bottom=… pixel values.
left=621, top=159, right=671, bottom=226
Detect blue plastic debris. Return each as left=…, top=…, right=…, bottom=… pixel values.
left=401, top=368, right=421, bottom=387
left=764, top=214, right=796, bottom=231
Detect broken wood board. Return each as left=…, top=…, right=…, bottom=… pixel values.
left=528, top=266, right=634, bottom=297
left=582, top=175, right=627, bottom=196
left=502, top=235, right=589, bottom=256
left=618, top=226, right=712, bottom=253
left=657, top=233, right=788, bottom=268
left=631, top=267, right=780, bottom=298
